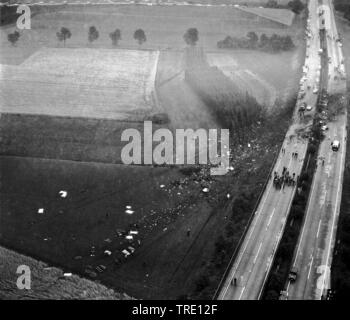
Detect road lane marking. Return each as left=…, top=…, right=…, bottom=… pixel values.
left=221, top=149, right=289, bottom=298
left=266, top=208, right=275, bottom=228
left=320, top=120, right=347, bottom=297
left=316, top=220, right=322, bottom=238
left=239, top=286, right=246, bottom=300
left=308, top=255, right=314, bottom=280
left=254, top=242, right=263, bottom=264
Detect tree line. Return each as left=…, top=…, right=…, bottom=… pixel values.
left=265, top=0, right=305, bottom=14
left=185, top=66, right=263, bottom=144
left=8, top=26, right=199, bottom=48
left=217, top=32, right=295, bottom=53
left=7, top=26, right=147, bottom=47
left=334, top=0, right=350, bottom=21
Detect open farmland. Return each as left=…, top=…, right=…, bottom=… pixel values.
left=0, top=48, right=159, bottom=120
left=0, top=1, right=307, bottom=300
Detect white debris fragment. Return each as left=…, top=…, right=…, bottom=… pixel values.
left=125, top=235, right=133, bottom=240
left=126, top=205, right=132, bottom=209
left=248, top=143, right=251, bottom=148
left=63, top=273, right=72, bottom=277
left=227, top=194, right=231, bottom=199
left=129, top=230, right=138, bottom=235
left=160, top=184, right=165, bottom=188
left=104, top=250, right=112, bottom=256
left=128, top=246, right=135, bottom=253
left=202, top=188, right=209, bottom=193
left=122, top=249, right=130, bottom=257
left=38, top=208, right=44, bottom=214
left=59, top=190, right=67, bottom=198
left=125, top=210, right=134, bottom=215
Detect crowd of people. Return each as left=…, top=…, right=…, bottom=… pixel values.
left=272, top=167, right=297, bottom=190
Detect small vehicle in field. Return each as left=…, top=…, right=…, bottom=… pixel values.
left=306, top=105, right=312, bottom=111
left=288, top=267, right=298, bottom=282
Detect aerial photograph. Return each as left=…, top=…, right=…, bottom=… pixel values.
left=0, top=0, right=349, bottom=307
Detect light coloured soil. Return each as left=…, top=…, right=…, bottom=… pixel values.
left=0, top=48, right=159, bottom=119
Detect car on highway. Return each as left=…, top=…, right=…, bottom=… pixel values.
left=288, top=267, right=298, bottom=282
left=331, top=140, right=340, bottom=151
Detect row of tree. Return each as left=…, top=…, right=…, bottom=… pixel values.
left=55, top=26, right=146, bottom=47
left=265, top=0, right=305, bottom=13
left=217, top=32, right=295, bottom=53
left=8, top=26, right=146, bottom=47
left=8, top=26, right=199, bottom=47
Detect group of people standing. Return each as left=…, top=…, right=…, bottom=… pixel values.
left=273, top=167, right=297, bottom=189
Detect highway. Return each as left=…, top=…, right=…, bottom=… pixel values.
left=218, top=0, right=322, bottom=300
left=286, top=0, right=347, bottom=300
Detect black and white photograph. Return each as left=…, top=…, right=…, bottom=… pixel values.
left=0, top=0, right=349, bottom=307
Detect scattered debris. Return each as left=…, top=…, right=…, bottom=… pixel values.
left=122, top=249, right=130, bottom=257
left=59, top=190, right=68, bottom=198
left=129, top=230, right=138, bottom=235
left=96, top=265, right=106, bottom=273
left=128, top=246, right=135, bottom=253
left=125, top=210, right=134, bottom=215
left=227, top=193, right=231, bottom=199
left=125, top=235, right=133, bottom=240
left=160, top=184, right=165, bottom=188
left=38, top=208, right=44, bottom=214
left=63, top=273, right=72, bottom=277
left=104, top=250, right=112, bottom=256
left=202, top=187, right=209, bottom=193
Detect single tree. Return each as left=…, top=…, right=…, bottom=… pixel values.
left=282, top=35, right=295, bottom=51
left=183, top=28, right=199, bottom=46
left=109, top=29, right=121, bottom=46
left=259, top=33, right=269, bottom=48
left=88, top=26, right=99, bottom=44
left=134, top=29, right=146, bottom=45
left=288, top=0, right=305, bottom=14
left=247, top=31, right=259, bottom=48
left=56, top=27, right=72, bottom=47
left=266, top=0, right=278, bottom=8
left=8, top=30, right=20, bottom=46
